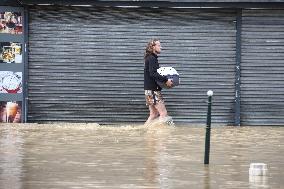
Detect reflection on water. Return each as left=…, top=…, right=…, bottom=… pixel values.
left=0, top=126, right=23, bottom=189
left=0, top=123, right=283, bottom=189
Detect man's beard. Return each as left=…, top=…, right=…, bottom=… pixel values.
left=154, top=50, right=161, bottom=54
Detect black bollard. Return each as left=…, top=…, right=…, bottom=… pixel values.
left=204, top=90, right=213, bottom=165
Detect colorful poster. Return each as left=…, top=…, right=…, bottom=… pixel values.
left=0, top=42, right=22, bottom=63
left=0, top=101, right=22, bottom=123
left=0, top=12, right=23, bottom=34
left=0, top=71, right=22, bottom=93
left=0, top=9, right=25, bottom=123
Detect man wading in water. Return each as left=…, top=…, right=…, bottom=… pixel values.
left=144, top=39, right=173, bottom=126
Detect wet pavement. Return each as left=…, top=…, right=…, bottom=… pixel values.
left=0, top=123, right=283, bottom=189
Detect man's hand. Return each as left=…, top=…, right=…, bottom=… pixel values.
left=165, top=79, right=173, bottom=88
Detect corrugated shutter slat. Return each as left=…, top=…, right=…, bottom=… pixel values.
left=241, top=9, right=284, bottom=126
left=28, top=6, right=236, bottom=125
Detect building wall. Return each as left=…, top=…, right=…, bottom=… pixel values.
left=26, top=6, right=284, bottom=125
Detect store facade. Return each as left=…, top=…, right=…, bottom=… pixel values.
left=1, top=1, right=284, bottom=125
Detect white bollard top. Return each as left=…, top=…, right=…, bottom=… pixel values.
left=249, top=163, right=268, bottom=176
left=207, top=90, right=213, bottom=96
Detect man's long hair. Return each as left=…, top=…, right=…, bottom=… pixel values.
left=144, top=38, right=159, bottom=59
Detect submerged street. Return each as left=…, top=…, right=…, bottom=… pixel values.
left=0, top=123, right=283, bottom=189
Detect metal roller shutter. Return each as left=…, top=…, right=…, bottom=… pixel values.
left=241, top=9, right=284, bottom=126
left=28, top=6, right=236, bottom=125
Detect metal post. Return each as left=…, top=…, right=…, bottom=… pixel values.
left=204, top=90, right=213, bottom=165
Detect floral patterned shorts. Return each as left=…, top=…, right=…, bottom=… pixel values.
left=144, top=90, right=164, bottom=106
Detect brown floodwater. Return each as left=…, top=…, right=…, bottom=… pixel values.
left=0, top=123, right=283, bottom=189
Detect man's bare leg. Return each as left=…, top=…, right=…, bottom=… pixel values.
left=155, top=102, right=174, bottom=125
left=145, top=105, right=159, bottom=125
left=155, top=102, right=168, bottom=120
